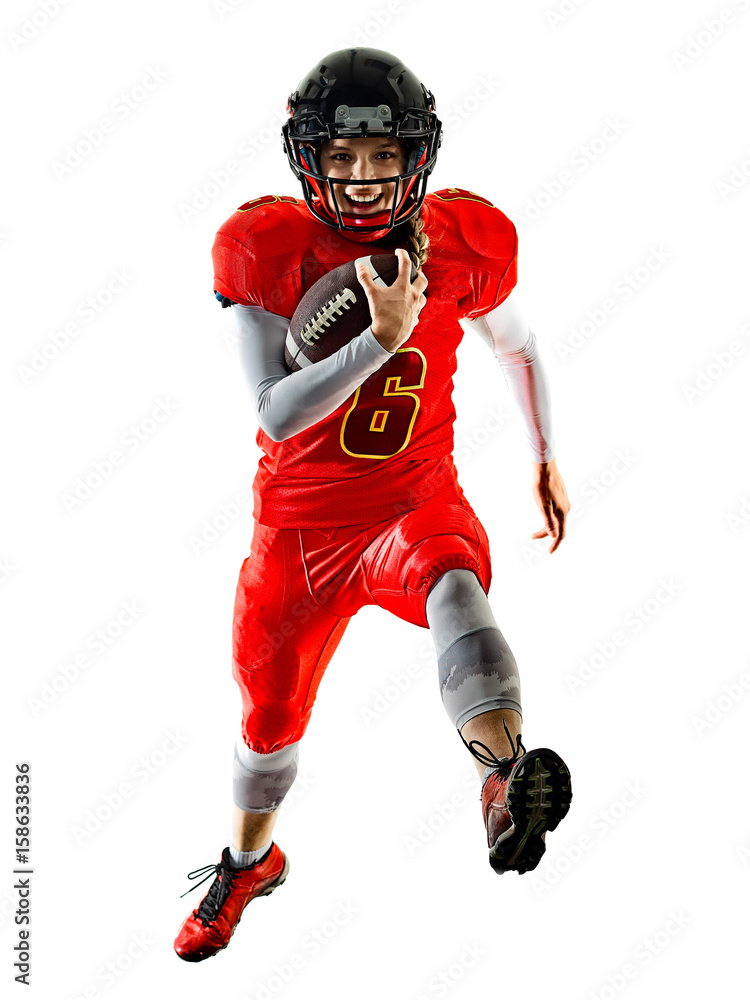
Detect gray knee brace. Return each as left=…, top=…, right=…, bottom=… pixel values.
left=425, top=569, right=522, bottom=730
left=233, top=739, right=299, bottom=813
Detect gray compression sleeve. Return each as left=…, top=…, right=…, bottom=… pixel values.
left=233, top=739, right=300, bottom=813
left=234, top=304, right=393, bottom=441
left=425, top=569, right=522, bottom=728
left=462, top=294, right=555, bottom=463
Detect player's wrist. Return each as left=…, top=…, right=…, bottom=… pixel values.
left=371, top=323, right=400, bottom=353
left=362, top=326, right=395, bottom=359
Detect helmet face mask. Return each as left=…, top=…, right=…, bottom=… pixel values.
left=282, top=49, right=442, bottom=238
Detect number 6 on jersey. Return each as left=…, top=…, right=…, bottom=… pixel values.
left=340, top=347, right=426, bottom=459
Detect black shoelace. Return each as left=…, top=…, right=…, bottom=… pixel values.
left=460, top=717, right=526, bottom=780
left=180, top=859, right=239, bottom=925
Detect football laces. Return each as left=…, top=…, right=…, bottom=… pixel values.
left=300, top=288, right=357, bottom=344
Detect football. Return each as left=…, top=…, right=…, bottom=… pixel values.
left=284, top=254, right=417, bottom=372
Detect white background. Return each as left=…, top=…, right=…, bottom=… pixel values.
left=3, top=0, right=749, bottom=996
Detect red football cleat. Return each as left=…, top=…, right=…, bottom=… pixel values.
left=465, top=726, right=572, bottom=874
left=174, top=844, right=289, bottom=962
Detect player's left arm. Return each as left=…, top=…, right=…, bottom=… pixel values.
left=462, top=294, right=570, bottom=553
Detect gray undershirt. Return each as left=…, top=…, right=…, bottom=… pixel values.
left=233, top=295, right=555, bottom=461
left=234, top=305, right=393, bottom=442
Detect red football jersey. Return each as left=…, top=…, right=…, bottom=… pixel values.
left=212, top=190, right=518, bottom=528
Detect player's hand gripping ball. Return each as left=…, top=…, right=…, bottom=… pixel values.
left=284, top=254, right=417, bottom=372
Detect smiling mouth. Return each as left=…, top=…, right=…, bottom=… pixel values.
left=342, top=192, right=383, bottom=212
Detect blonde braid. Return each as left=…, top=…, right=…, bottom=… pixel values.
left=406, top=211, right=429, bottom=272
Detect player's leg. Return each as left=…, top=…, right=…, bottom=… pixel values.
left=363, top=502, right=525, bottom=773
left=459, top=708, right=522, bottom=779
left=232, top=805, right=278, bottom=852
left=362, top=502, right=572, bottom=875
left=174, top=521, right=350, bottom=962
left=425, top=565, right=572, bottom=875
left=425, top=567, right=523, bottom=774
left=179, top=736, right=303, bottom=950
left=230, top=737, right=300, bottom=856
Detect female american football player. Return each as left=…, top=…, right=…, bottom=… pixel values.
left=175, top=47, right=572, bottom=962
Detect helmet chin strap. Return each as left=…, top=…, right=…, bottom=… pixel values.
left=340, top=207, right=394, bottom=227
left=337, top=224, right=393, bottom=243
left=315, top=203, right=400, bottom=242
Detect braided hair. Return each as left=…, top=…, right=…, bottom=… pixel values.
left=406, top=211, right=429, bottom=271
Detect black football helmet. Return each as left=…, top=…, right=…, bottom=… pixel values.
left=282, top=48, right=442, bottom=239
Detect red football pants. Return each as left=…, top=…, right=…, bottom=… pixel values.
left=232, top=499, right=492, bottom=754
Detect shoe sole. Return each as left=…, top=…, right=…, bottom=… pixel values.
left=488, top=750, right=572, bottom=875
left=175, top=853, right=290, bottom=963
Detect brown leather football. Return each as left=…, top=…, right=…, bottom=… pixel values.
left=284, top=254, right=416, bottom=372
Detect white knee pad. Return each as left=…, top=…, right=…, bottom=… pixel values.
left=232, top=739, right=299, bottom=813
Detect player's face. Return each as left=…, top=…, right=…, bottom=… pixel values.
left=319, top=137, right=407, bottom=216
